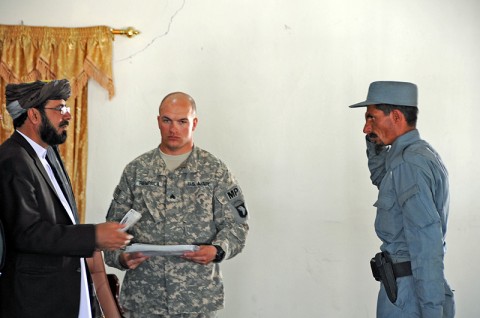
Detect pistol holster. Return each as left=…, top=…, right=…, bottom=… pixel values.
left=370, top=252, right=412, bottom=304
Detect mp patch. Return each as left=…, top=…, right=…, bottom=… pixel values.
left=226, top=186, right=241, bottom=200
left=224, top=186, right=248, bottom=223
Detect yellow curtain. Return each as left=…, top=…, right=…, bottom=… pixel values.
left=0, top=25, right=115, bottom=222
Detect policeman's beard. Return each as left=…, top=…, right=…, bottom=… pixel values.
left=367, top=133, right=385, bottom=145
left=39, top=111, right=68, bottom=145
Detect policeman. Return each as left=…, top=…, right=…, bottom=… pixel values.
left=349, top=81, right=455, bottom=317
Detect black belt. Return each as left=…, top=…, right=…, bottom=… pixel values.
left=370, top=254, right=412, bottom=282
left=391, top=261, right=412, bottom=278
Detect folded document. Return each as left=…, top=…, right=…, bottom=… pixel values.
left=125, top=243, right=199, bottom=256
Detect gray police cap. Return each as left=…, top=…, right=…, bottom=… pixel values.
left=349, top=81, right=418, bottom=108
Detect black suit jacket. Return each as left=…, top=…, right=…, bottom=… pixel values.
left=0, top=131, right=96, bottom=318
left=0, top=220, right=4, bottom=272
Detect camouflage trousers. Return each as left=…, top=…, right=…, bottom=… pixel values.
left=123, top=311, right=217, bottom=318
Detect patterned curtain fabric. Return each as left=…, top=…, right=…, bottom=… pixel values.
left=0, top=25, right=115, bottom=222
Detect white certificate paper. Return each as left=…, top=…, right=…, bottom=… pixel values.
left=125, top=243, right=199, bottom=256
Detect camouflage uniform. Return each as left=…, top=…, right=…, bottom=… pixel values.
left=104, top=146, right=249, bottom=316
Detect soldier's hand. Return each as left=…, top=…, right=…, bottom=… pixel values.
left=182, top=245, right=216, bottom=265
left=119, top=252, right=150, bottom=269
left=95, top=222, right=132, bottom=251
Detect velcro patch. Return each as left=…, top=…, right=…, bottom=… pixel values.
left=186, top=180, right=211, bottom=187
left=234, top=200, right=248, bottom=219
left=135, top=180, right=161, bottom=186
left=225, top=186, right=241, bottom=201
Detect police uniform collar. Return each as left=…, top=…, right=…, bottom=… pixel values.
left=385, top=129, right=421, bottom=169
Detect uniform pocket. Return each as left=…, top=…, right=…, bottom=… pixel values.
left=374, top=196, right=395, bottom=210
left=373, top=195, right=402, bottom=241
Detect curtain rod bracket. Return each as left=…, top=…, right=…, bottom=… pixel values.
left=110, top=27, right=140, bottom=38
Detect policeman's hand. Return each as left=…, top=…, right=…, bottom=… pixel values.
left=95, top=222, right=133, bottom=251
left=366, top=133, right=381, bottom=144
left=119, top=252, right=149, bottom=270
left=182, top=245, right=216, bottom=265
left=366, top=134, right=386, bottom=155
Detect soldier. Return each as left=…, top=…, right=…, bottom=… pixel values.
left=104, top=92, right=249, bottom=318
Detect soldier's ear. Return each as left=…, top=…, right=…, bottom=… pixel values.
left=192, top=117, right=198, bottom=131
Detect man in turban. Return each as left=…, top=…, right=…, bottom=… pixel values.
left=0, top=80, right=133, bottom=318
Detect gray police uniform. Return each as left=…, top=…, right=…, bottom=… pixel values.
left=104, top=146, right=249, bottom=317
left=367, top=130, right=454, bottom=317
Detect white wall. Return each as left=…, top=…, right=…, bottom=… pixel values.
left=2, top=0, right=480, bottom=316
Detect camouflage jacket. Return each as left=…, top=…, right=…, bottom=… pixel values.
left=104, top=146, right=249, bottom=315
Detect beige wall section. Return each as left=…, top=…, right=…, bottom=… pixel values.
left=2, top=0, right=480, bottom=316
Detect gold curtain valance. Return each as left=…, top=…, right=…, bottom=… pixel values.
left=0, top=24, right=114, bottom=100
